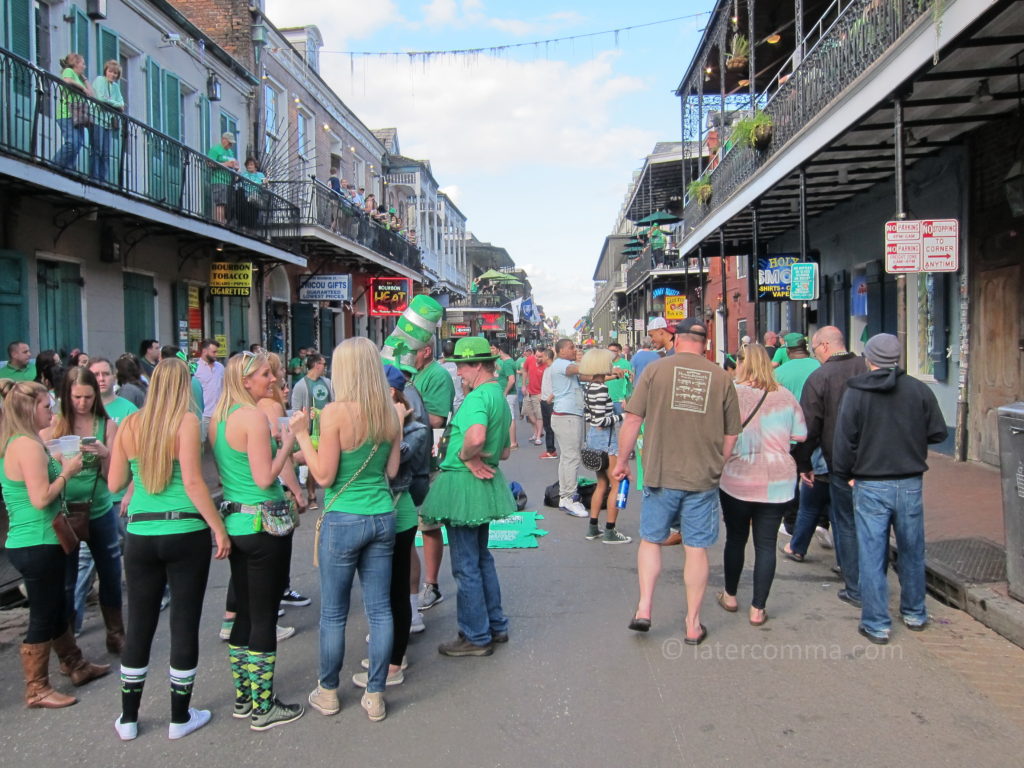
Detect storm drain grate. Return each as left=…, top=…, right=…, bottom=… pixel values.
left=925, top=538, right=1007, bottom=584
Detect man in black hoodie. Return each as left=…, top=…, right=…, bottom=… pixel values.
left=791, top=326, right=867, bottom=608
left=833, top=333, right=947, bottom=645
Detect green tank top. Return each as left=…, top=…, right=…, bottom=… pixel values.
left=64, top=418, right=113, bottom=518
left=125, top=457, right=207, bottom=536
left=395, top=490, right=416, bottom=532
left=0, top=436, right=61, bottom=548
left=325, top=440, right=393, bottom=516
left=213, top=404, right=284, bottom=536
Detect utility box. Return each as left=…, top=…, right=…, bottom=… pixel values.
left=998, top=403, right=1024, bottom=601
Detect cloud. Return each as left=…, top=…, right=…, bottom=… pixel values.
left=265, top=0, right=404, bottom=44
left=438, top=184, right=461, bottom=204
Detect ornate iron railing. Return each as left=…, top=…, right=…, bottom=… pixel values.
left=271, top=179, right=422, bottom=274
left=682, top=0, right=931, bottom=233
left=448, top=293, right=515, bottom=309
left=0, top=47, right=299, bottom=251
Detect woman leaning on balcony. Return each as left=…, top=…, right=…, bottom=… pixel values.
left=53, top=53, right=94, bottom=172
left=90, top=60, right=124, bottom=184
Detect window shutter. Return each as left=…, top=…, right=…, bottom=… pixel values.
left=146, top=57, right=162, bottom=129
left=69, top=6, right=89, bottom=62
left=97, top=25, right=118, bottom=74
left=7, top=0, right=32, bottom=59
left=162, top=71, right=181, bottom=140
left=199, top=95, right=211, bottom=151
left=830, top=270, right=849, bottom=343
left=928, top=274, right=949, bottom=381
left=865, top=260, right=884, bottom=338
left=292, top=303, right=315, bottom=351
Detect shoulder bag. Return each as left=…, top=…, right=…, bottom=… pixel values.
left=313, top=443, right=380, bottom=567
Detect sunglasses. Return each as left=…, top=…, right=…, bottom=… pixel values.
left=240, top=350, right=260, bottom=376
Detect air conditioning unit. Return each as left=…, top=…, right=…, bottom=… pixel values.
left=87, top=0, right=107, bottom=19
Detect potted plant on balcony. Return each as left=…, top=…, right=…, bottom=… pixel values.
left=726, top=34, right=750, bottom=71
left=732, top=110, right=774, bottom=151
left=687, top=178, right=713, bottom=206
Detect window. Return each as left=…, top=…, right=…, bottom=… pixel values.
left=263, top=83, right=280, bottom=163
left=735, top=254, right=748, bottom=279
left=296, top=109, right=312, bottom=177
left=33, top=0, right=50, bottom=67
left=219, top=110, right=238, bottom=143
left=737, top=318, right=748, bottom=342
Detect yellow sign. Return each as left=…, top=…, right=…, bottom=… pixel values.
left=210, top=262, right=253, bottom=296
left=665, top=296, right=688, bottom=320
left=215, top=334, right=227, bottom=356
left=187, top=285, right=200, bottom=309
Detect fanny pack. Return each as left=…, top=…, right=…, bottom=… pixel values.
left=222, top=499, right=298, bottom=537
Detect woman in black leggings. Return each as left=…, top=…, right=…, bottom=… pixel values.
left=108, top=358, right=230, bottom=740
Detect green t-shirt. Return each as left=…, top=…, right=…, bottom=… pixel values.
left=125, top=458, right=207, bottom=536
left=395, top=490, right=417, bottom=533
left=325, top=440, right=394, bottom=515
left=606, top=358, right=634, bottom=403
left=288, top=357, right=304, bottom=385
left=412, top=361, right=455, bottom=422
left=497, top=358, right=517, bottom=394
left=440, top=381, right=510, bottom=472
left=649, top=226, right=666, bottom=250
left=207, top=143, right=236, bottom=185
left=302, top=376, right=332, bottom=410
left=0, top=439, right=61, bottom=548
left=774, top=357, right=821, bottom=401
left=213, top=405, right=284, bottom=536
left=57, top=68, right=86, bottom=120
left=65, top=419, right=113, bottom=518
left=0, top=362, right=36, bottom=382
left=190, top=377, right=205, bottom=420
left=772, top=346, right=790, bottom=366
left=103, top=397, right=139, bottom=502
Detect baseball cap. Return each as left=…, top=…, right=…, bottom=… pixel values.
left=383, top=364, right=406, bottom=391
left=648, top=317, right=673, bottom=332
left=675, top=318, right=707, bottom=337
left=783, top=332, right=806, bottom=349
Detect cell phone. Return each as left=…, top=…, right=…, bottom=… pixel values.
left=81, top=436, right=98, bottom=445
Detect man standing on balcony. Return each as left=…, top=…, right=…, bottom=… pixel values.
left=648, top=225, right=666, bottom=269
left=208, top=132, right=239, bottom=225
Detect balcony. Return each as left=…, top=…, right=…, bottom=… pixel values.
left=0, top=47, right=299, bottom=255
left=271, top=180, right=422, bottom=277
left=626, top=253, right=710, bottom=294
left=448, top=291, right=515, bottom=310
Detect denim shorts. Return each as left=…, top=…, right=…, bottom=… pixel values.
left=585, top=425, right=618, bottom=456
left=639, top=486, right=720, bottom=547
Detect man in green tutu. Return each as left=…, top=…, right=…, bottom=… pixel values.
left=420, top=337, right=516, bottom=657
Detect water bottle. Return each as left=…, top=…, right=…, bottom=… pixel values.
left=616, top=478, right=629, bottom=510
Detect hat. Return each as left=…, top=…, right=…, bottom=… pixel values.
left=383, top=364, right=406, bottom=391
left=783, top=332, right=806, bottom=349
left=221, top=131, right=235, bottom=144
left=648, top=317, right=671, bottom=332
left=381, top=340, right=418, bottom=376
left=864, top=333, right=901, bottom=368
left=675, top=318, right=707, bottom=338
left=450, top=336, right=498, bottom=364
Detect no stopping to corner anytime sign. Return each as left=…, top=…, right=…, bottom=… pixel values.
left=884, top=219, right=959, bottom=274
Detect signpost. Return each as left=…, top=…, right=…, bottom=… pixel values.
left=368, top=277, right=411, bottom=317
left=757, top=255, right=799, bottom=300
left=664, top=296, right=688, bottom=320
left=789, top=262, right=819, bottom=301
left=299, top=274, right=351, bottom=302
left=209, top=262, right=253, bottom=296
left=884, top=219, right=959, bottom=274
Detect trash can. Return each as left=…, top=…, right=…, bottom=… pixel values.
left=998, top=402, right=1024, bottom=601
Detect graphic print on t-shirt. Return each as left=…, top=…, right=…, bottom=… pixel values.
left=308, top=378, right=331, bottom=410
left=670, top=367, right=711, bottom=414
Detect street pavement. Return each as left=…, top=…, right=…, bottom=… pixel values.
left=1, top=417, right=1023, bottom=767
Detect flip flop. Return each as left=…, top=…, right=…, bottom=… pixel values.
left=779, top=543, right=805, bottom=562
left=628, top=614, right=651, bottom=632
left=716, top=592, right=738, bottom=613
left=683, top=623, right=708, bottom=646
left=749, top=610, right=768, bottom=627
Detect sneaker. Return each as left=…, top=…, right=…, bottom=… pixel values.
left=361, top=691, right=386, bottom=722
left=352, top=668, right=404, bottom=688
left=307, top=685, right=340, bottom=716
left=361, top=655, right=408, bottom=670
left=539, top=451, right=558, bottom=459
left=814, top=526, right=834, bottom=550
left=902, top=617, right=929, bottom=632
left=560, top=497, right=588, bottom=517
left=837, top=589, right=862, bottom=609
left=410, top=610, right=426, bottom=634
left=114, top=716, right=138, bottom=741
left=250, top=698, right=304, bottom=731
left=418, top=583, right=444, bottom=611
left=281, top=589, right=311, bottom=607
left=491, top=630, right=509, bottom=644
left=585, top=523, right=602, bottom=540
left=778, top=522, right=792, bottom=538
left=278, top=607, right=285, bottom=617
left=438, top=636, right=493, bottom=657
left=159, top=590, right=171, bottom=612
left=168, top=708, right=211, bottom=739
left=232, top=700, right=253, bottom=719
left=276, top=625, right=296, bottom=642
left=219, top=620, right=233, bottom=641
left=857, top=625, right=890, bottom=645
left=602, top=529, right=632, bottom=544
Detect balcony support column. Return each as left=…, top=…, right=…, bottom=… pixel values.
left=697, top=70, right=705, bottom=177
left=719, top=229, right=728, bottom=359
left=893, top=92, right=909, bottom=366
left=697, top=247, right=705, bottom=323
left=747, top=0, right=757, bottom=108
left=799, top=166, right=809, bottom=333
left=751, top=203, right=760, bottom=338
left=794, top=0, right=804, bottom=63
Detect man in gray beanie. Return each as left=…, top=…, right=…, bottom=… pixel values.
left=832, top=333, right=947, bottom=645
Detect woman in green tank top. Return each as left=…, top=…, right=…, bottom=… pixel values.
left=107, top=358, right=229, bottom=740
left=45, top=366, right=125, bottom=654
left=291, top=337, right=400, bottom=723
left=210, top=350, right=304, bottom=731
left=0, top=380, right=109, bottom=710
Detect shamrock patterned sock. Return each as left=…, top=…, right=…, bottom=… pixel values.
left=247, top=650, right=277, bottom=715
left=228, top=644, right=249, bottom=708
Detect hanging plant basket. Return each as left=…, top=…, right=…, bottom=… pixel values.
left=726, top=34, right=750, bottom=72
left=726, top=55, right=748, bottom=71
left=688, top=179, right=713, bottom=206
left=732, top=110, right=775, bottom=151
left=752, top=123, right=773, bottom=151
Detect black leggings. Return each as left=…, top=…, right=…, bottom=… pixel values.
left=8, top=545, right=69, bottom=643
left=228, top=532, right=292, bottom=653
left=389, top=526, right=417, bottom=666
left=540, top=401, right=556, bottom=452
left=122, top=530, right=213, bottom=671
left=720, top=491, right=787, bottom=610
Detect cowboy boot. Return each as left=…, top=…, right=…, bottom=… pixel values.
left=100, top=605, right=125, bottom=655
left=52, top=627, right=111, bottom=686
left=20, top=642, right=77, bottom=708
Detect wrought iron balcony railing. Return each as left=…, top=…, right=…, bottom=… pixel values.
left=0, top=47, right=299, bottom=251
left=626, top=253, right=711, bottom=293
left=271, top=179, right=422, bottom=274
left=448, top=293, right=515, bottom=310
left=683, top=0, right=930, bottom=231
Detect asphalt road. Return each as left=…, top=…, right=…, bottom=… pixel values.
left=1, top=418, right=1023, bottom=767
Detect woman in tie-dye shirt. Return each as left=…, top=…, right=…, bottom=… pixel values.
left=717, top=344, right=806, bottom=626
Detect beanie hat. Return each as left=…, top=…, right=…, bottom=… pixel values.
left=864, top=333, right=901, bottom=368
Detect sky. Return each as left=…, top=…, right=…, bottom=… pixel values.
left=263, top=0, right=715, bottom=332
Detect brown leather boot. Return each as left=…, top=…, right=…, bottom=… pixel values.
left=100, top=605, right=125, bottom=655
left=52, top=627, right=111, bottom=686
left=20, top=642, right=77, bottom=708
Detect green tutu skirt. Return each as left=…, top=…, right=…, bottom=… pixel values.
left=419, top=467, right=517, bottom=527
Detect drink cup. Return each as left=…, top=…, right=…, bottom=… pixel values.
left=59, top=435, right=81, bottom=457
left=277, top=416, right=290, bottom=433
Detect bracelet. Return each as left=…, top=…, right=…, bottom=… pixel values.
left=55, top=474, right=66, bottom=489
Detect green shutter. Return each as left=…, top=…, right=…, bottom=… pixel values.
left=292, top=303, right=315, bottom=351
left=37, top=261, right=83, bottom=355
left=97, top=25, right=118, bottom=76
left=162, top=71, right=180, bottom=139
left=199, top=95, right=211, bottom=151
left=123, top=272, right=155, bottom=353
left=0, top=250, right=28, bottom=344
left=6, top=0, right=32, bottom=59
left=228, top=296, right=248, bottom=353
left=69, top=6, right=89, bottom=63
left=146, top=57, right=162, bottom=129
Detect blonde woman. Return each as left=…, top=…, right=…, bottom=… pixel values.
left=90, top=59, right=124, bottom=182
left=1, top=381, right=107, bottom=709
left=291, top=337, right=400, bottom=723
left=717, top=344, right=806, bottom=625
left=108, top=358, right=229, bottom=741
left=211, top=351, right=302, bottom=731
left=53, top=52, right=94, bottom=171
left=579, top=348, right=630, bottom=544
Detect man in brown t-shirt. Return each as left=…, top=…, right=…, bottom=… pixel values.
left=614, top=318, right=741, bottom=645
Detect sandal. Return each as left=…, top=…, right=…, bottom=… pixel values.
left=683, top=623, right=708, bottom=645
left=628, top=614, right=651, bottom=633
left=749, top=609, right=768, bottom=627
left=716, top=592, right=738, bottom=613
left=780, top=543, right=805, bottom=562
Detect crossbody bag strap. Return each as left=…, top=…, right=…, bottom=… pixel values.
left=741, top=389, right=770, bottom=430
left=313, top=443, right=380, bottom=567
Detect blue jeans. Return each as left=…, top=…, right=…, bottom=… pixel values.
left=89, top=124, right=112, bottom=182
left=73, top=501, right=124, bottom=633
left=54, top=117, right=86, bottom=170
left=790, top=479, right=831, bottom=557
left=317, top=512, right=395, bottom=692
left=66, top=505, right=123, bottom=629
left=829, top=475, right=859, bottom=600
left=854, top=477, right=927, bottom=635
left=446, top=523, right=508, bottom=646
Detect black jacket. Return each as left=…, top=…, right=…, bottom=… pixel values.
left=831, top=367, right=947, bottom=481
left=791, top=352, right=868, bottom=474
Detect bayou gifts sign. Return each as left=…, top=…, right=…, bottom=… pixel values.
left=757, top=255, right=798, bottom=301
left=369, top=277, right=411, bottom=317
left=209, top=262, right=252, bottom=296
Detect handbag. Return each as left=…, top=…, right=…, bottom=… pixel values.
left=57, top=465, right=100, bottom=551
left=258, top=498, right=299, bottom=537
left=581, top=423, right=615, bottom=472
left=70, top=100, right=92, bottom=128
left=313, top=444, right=380, bottom=567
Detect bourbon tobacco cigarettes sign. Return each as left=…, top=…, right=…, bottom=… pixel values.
left=209, top=262, right=253, bottom=296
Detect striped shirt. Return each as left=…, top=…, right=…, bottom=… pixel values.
left=583, top=381, right=621, bottom=428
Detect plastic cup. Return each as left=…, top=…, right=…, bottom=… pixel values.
left=59, top=435, right=81, bottom=457
left=277, top=417, right=289, bottom=433
left=45, top=439, right=62, bottom=458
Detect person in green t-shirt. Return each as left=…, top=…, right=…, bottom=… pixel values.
left=491, top=342, right=519, bottom=449
left=411, top=347, right=455, bottom=428
left=53, top=53, right=93, bottom=171
left=773, top=332, right=806, bottom=368
left=288, top=347, right=308, bottom=386
left=605, top=342, right=634, bottom=411
left=207, top=132, right=240, bottom=224
left=1, top=341, right=37, bottom=382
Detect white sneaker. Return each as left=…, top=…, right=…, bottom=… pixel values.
left=778, top=523, right=792, bottom=538
left=410, top=610, right=426, bottom=634
left=276, top=625, right=296, bottom=642
left=168, top=708, right=211, bottom=740
left=814, top=526, right=834, bottom=550
left=560, top=497, right=588, bottom=517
